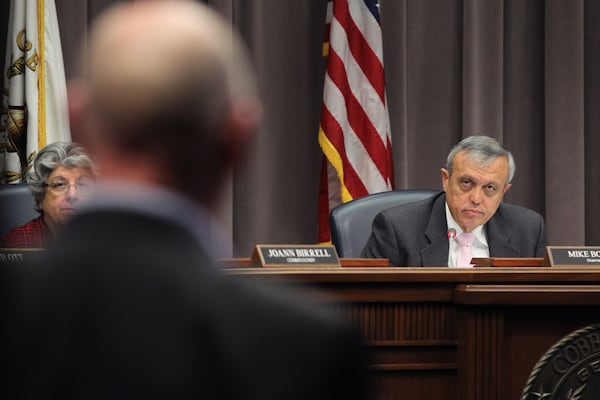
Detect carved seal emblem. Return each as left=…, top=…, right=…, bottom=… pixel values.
left=521, top=323, right=600, bottom=400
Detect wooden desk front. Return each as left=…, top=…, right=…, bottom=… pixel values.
left=225, top=263, right=600, bottom=400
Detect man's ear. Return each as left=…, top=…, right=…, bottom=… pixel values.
left=67, top=79, right=90, bottom=146
left=440, top=168, right=450, bottom=192
left=222, top=96, right=262, bottom=167
left=503, top=183, right=512, bottom=194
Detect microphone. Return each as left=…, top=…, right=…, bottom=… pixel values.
left=447, top=228, right=456, bottom=239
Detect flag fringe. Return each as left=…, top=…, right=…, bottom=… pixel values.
left=318, top=125, right=353, bottom=203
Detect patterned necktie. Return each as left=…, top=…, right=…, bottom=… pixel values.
left=456, top=232, right=475, bottom=267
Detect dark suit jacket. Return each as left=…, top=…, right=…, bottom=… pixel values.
left=360, top=192, right=548, bottom=266
left=10, top=210, right=367, bottom=400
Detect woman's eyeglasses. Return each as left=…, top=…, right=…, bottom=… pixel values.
left=44, top=179, right=93, bottom=195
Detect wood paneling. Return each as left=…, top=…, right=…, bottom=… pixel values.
left=227, top=265, right=600, bottom=399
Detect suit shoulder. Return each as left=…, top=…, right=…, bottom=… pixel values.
left=380, top=192, right=440, bottom=216
left=496, top=202, right=544, bottom=224
left=376, top=191, right=442, bottom=224
left=497, top=202, right=543, bottom=217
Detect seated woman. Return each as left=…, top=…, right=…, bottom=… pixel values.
left=0, top=142, right=95, bottom=248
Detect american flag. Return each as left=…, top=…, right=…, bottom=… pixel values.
left=317, top=0, right=394, bottom=243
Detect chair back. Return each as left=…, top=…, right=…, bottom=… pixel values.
left=329, top=189, right=438, bottom=258
left=0, top=183, right=39, bottom=236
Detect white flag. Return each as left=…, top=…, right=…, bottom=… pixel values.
left=1, top=0, right=70, bottom=183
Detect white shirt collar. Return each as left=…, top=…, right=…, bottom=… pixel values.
left=445, top=202, right=490, bottom=267
left=445, top=202, right=488, bottom=246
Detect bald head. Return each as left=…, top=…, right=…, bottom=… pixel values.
left=85, top=1, right=254, bottom=122
left=70, top=1, right=261, bottom=206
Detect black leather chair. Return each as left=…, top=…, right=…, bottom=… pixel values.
left=329, top=189, right=438, bottom=258
left=0, top=183, right=39, bottom=236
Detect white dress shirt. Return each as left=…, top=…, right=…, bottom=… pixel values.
left=445, top=203, right=489, bottom=268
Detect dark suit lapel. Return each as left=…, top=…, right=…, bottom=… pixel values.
left=486, top=207, right=520, bottom=257
left=422, top=193, right=450, bottom=266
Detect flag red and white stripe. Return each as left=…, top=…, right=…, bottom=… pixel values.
left=317, top=0, right=394, bottom=243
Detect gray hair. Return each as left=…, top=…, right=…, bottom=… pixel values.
left=27, top=142, right=95, bottom=213
left=446, top=135, right=515, bottom=184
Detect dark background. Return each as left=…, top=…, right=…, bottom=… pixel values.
left=2, top=0, right=599, bottom=256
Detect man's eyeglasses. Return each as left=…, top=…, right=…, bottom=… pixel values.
left=44, top=180, right=93, bottom=195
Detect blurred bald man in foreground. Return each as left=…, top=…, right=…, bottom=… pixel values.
left=12, top=2, right=368, bottom=399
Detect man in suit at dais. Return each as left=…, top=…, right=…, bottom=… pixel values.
left=362, top=135, right=547, bottom=267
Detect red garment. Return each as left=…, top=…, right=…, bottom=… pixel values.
left=0, top=215, right=51, bottom=249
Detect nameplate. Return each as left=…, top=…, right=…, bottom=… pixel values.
left=472, top=257, right=546, bottom=267
left=251, top=245, right=340, bottom=267
left=545, top=246, right=600, bottom=267
left=0, top=248, right=44, bottom=263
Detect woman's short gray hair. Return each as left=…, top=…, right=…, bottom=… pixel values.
left=27, top=142, right=95, bottom=213
left=446, top=135, right=515, bottom=184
